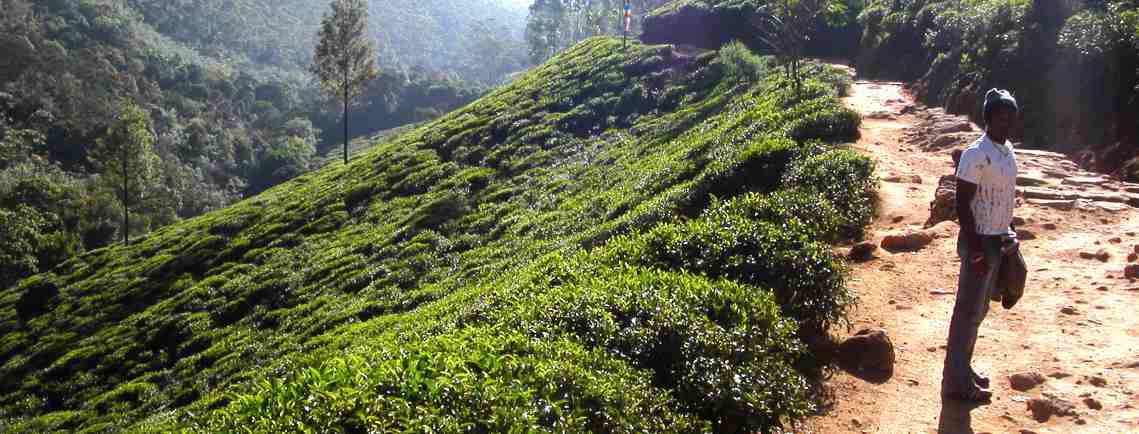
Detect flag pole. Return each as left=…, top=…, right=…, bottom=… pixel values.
left=623, top=0, right=631, bottom=51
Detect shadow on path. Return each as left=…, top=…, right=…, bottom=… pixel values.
left=937, top=393, right=987, bottom=434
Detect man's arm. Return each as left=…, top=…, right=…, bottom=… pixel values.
left=956, top=178, right=982, bottom=253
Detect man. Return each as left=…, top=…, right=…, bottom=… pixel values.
left=942, top=88, right=1019, bottom=402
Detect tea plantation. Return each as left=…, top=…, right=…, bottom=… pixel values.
left=0, top=37, right=872, bottom=432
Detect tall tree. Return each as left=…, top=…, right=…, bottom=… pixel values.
left=312, top=0, right=379, bottom=166
left=90, top=99, right=159, bottom=244
left=752, top=0, right=848, bottom=94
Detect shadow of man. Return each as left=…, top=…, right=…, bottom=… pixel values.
left=937, top=393, right=986, bottom=434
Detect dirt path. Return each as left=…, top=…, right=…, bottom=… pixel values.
left=805, top=80, right=1139, bottom=433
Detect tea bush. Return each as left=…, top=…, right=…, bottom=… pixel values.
left=0, top=37, right=872, bottom=432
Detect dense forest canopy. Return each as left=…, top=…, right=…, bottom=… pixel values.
left=0, top=0, right=528, bottom=289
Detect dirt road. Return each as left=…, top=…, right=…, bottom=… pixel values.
left=805, top=79, right=1139, bottom=434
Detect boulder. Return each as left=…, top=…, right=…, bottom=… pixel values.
left=837, top=328, right=895, bottom=374
left=880, top=229, right=935, bottom=252
left=1009, top=372, right=1046, bottom=391
left=924, top=174, right=958, bottom=228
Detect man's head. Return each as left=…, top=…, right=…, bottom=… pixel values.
left=983, top=88, right=1017, bottom=142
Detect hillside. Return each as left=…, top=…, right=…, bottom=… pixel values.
left=0, top=0, right=500, bottom=290
left=1, top=37, right=872, bottom=432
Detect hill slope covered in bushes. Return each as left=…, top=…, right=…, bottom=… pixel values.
left=1, top=37, right=872, bottom=432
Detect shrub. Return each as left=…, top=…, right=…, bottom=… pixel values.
left=208, top=256, right=811, bottom=433
left=718, top=40, right=767, bottom=84
left=782, top=149, right=876, bottom=240
left=600, top=212, right=851, bottom=333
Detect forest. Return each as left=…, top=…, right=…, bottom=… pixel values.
left=0, top=0, right=529, bottom=287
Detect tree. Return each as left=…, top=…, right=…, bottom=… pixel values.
left=90, top=99, right=159, bottom=244
left=752, top=0, right=847, bottom=94
left=312, top=0, right=379, bottom=166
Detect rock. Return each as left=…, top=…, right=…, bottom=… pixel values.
left=924, top=175, right=958, bottom=228
left=1027, top=198, right=1076, bottom=210
left=1016, top=229, right=1036, bottom=240
left=1097, top=249, right=1110, bottom=261
left=892, top=215, right=905, bottom=223
left=1016, top=173, right=1052, bottom=187
left=1092, top=201, right=1131, bottom=212
left=1012, top=216, right=1027, bottom=226
left=880, top=229, right=935, bottom=252
left=1019, top=187, right=1078, bottom=201
left=1043, top=222, right=1058, bottom=230
left=1111, top=237, right=1123, bottom=243
left=1048, top=371, right=1072, bottom=379
left=1063, top=176, right=1111, bottom=188
left=1080, top=249, right=1110, bottom=262
left=1061, top=306, right=1079, bottom=315
left=1027, top=395, right=1076, bottom=422
left=867, top=111, right=896, bottom=120
left=1088, top=375, right=1107, bottom=387
left=1129, top=252, right=1138, bottom=262
left=884, top=174, right=922, bottom=184
left=848, top=242, right=878, bottom=262
left=1084, top=397, right=1103, bottom=410
left=1016, top=149, right=1070, bottom=159
left=1126, top=264, right=1139, bottom=279
left=837, top=328, right=895, bottom=374
left=927, top=132, right=976, bottom=150
left=933, top=120, right=973, bottom=135
left=1009, top=372, right=1046, bottom=391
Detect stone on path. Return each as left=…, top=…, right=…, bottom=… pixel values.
left=880, top=229, right=935, bottom=252
left=1009, top=372, right=1046, bottom=391
left=884, top=173, right=922, bottom=184
left=1027, top=395, right=1076, bottom=422
left=1126, top=264, right=1139, bottom=279
left=1088, top=375, right=1108, bottom=387
left=1084, top=397, right=1103, bottom=410
left=837, top=328, right=895, bottom=374
left=1079, top=249, right=1110, bottom=262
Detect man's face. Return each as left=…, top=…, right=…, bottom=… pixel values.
left=988, top=105, right=1014, bottom=140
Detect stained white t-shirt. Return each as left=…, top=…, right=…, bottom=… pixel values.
left=956, top=134, right=1017, bottom=235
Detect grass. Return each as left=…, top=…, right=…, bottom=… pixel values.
left=0, top=37, right=870, bottom=432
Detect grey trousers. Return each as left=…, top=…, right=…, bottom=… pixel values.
left=942, top=235, right=1004, bottom=393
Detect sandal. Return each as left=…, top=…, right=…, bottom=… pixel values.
left=971, top=370, right=990, bottom=389
left=947, top=387, right=992, bottom=403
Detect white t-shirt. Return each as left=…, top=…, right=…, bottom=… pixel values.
left=956, top=134, right=1017, bottom=235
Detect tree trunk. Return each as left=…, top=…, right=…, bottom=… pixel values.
left=122, top=143, right=129, bottom=244
left=344, top=82, right=349, bottom=165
